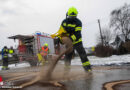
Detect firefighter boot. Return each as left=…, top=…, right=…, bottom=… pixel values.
left=2, top=66, right=5, bottom=70
left=83, top=65, right=92, bottom=72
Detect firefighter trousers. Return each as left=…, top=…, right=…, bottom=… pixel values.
left=65, top=42, right=91, bottom=71
left=2, top=57, right=8, bottom=68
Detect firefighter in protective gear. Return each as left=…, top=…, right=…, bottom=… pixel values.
left=1, top=46, right=9, bottom=70
left=9, top=46, right=15, bottom=58
left=40, top=43, right=50, bottom=61
left=51, top=7, right=92, bottom=72
left=9, top=46, right=14, bottom=54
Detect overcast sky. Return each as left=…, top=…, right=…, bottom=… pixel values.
left=0, top=0, right=130, bottom=49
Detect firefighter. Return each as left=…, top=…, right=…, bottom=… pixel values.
left=40, top=43, right=50, bottom=61
left=1, top=46, right=9, bottom=70
left=51, top=7, right=92, bottom=72
left=9, top=46, right=15, bottom=57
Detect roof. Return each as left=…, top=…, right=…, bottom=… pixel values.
left=8, top=35, right=34, bottom=40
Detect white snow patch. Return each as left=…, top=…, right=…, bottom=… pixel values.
left=60, top=54, right=130, bottom=66
left=0, top=62, right=30, bottom=70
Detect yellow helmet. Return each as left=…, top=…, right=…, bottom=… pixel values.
left=44, top=43, right=48, bottom=47
left=67, top=7, right=78, bottom=16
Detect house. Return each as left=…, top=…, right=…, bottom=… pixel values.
left=110, top=34, right=130, bottom=54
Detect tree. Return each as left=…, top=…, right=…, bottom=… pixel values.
left=96, top=27, right=113, bottom=46
left=110, top=4, right=130, bottom=41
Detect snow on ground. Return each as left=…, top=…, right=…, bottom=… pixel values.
left=89, top=54, right=130, bottom=66
left=60, top=54, right=130, bottom=66
left=0, top=54, right=130, bottom=70
left=0, top=61, right=30, bottom=71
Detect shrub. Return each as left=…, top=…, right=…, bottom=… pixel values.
left=95, top=44, right=113, bottom=57
left=123, top=41, right=130, bottom=52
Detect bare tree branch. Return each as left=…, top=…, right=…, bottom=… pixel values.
left=110, top=4, right=130, bottom=41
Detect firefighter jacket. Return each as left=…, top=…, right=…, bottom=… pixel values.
left=40, top=46, right=49, bottom=56
left=9, top=49, right=14, bottom=54
left=2, top=48, right=9, bottom=58
left=51, top=18, right=82, bottom=45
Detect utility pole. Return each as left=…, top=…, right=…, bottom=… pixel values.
left=98, top=19, right=104, bottom=46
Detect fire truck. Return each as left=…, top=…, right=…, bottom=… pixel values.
left=5, top=32, right=64, bottom=66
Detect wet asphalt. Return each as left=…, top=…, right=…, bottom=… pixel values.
left=1, top=65, right=130, bottom=90
left=61, top=66, right=130, bottom=90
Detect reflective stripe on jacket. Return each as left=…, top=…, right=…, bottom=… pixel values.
left=2, top=49, right=9, bottom=58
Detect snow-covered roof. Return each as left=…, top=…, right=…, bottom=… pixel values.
left=110, top=34, right=130, bottom=49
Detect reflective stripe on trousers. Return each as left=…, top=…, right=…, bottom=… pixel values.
left=82, top=61, right=91, bottom=67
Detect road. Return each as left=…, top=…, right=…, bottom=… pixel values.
left=0, top=65, right=130, bottom=90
